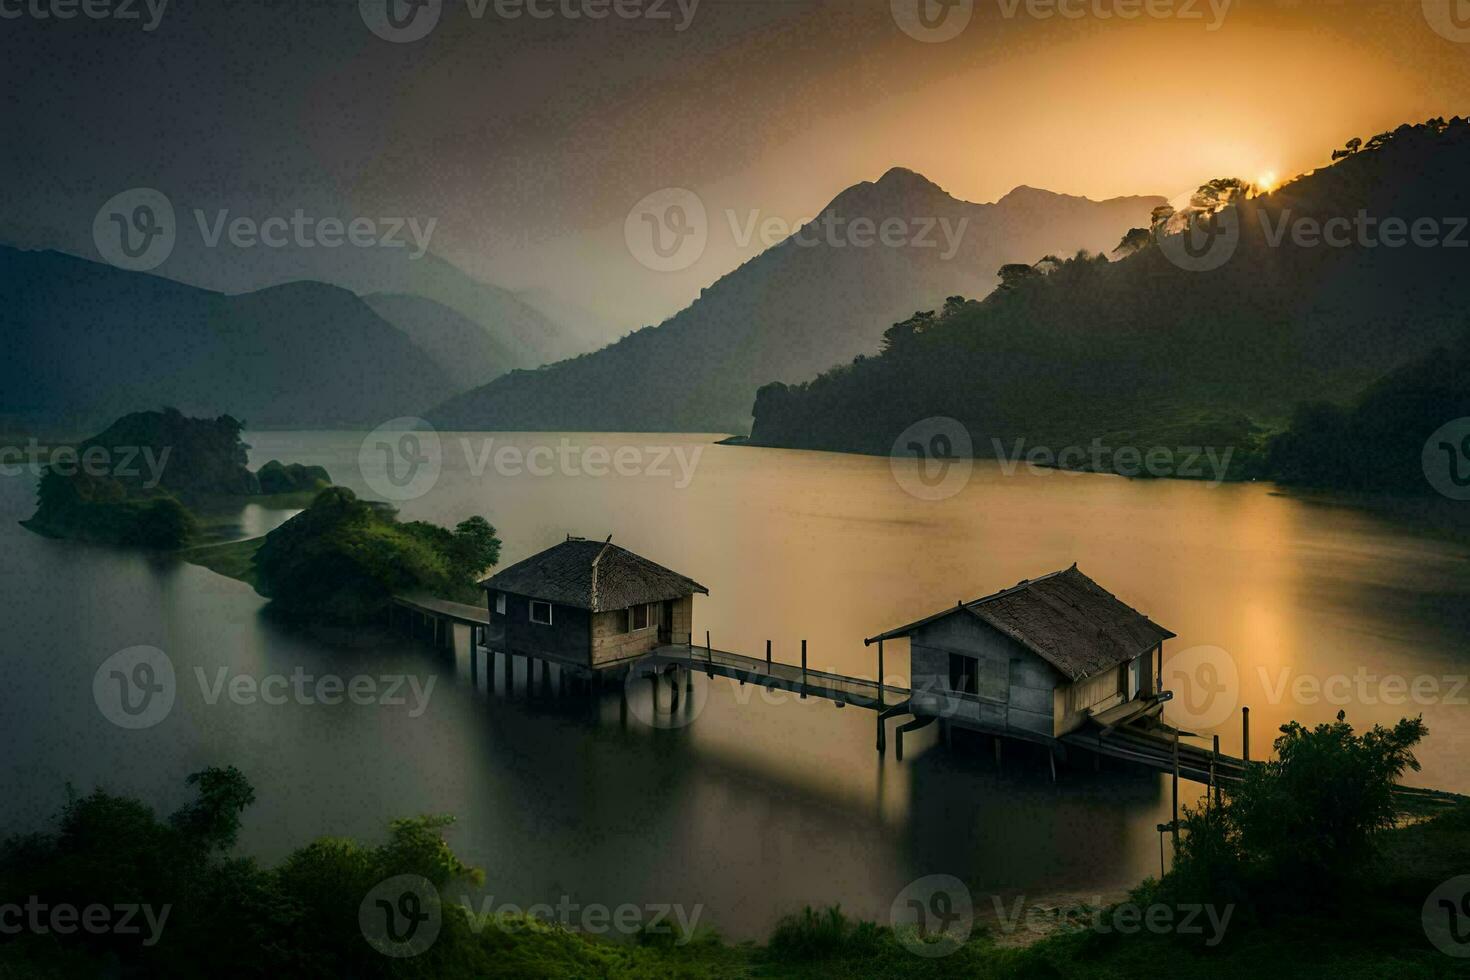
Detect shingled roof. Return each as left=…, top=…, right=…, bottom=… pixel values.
left=480, top=537, right=709, bottom=613
left=865, top=565, right=1174, bottom=682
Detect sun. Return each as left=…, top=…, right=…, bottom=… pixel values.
left=1256, top=171, right=1279, bottom=192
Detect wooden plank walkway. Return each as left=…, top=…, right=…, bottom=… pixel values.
left=645, top=643, right=910, bottom=711
left=1063, top=723, right=1465, bottom=812
left=392, top=592, right=491, bottom=626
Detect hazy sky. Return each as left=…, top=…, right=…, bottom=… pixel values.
left=4, top=0, right=1469, bottom=334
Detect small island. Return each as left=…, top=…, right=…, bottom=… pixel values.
left=22, top=408, right=501, bottom=622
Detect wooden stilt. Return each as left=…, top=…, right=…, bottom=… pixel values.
left=1171, top=728, right=1181, bottom=851
left=877, top=639, right=885, bottom=709
left=800, top=640, right=808, bottom=700
left=1211, top=735, right=1221, bottom=809
left=766, top=639, right=772, bottom=670
left=1049, top=749, right=1057, bottom=783
left=1242, top=706, right=1251, bottom=764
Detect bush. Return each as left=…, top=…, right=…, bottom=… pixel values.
left=252, top=487, right=500, bottom=622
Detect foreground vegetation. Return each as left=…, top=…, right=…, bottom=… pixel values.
left=2, top=715, right=1464, bottom=978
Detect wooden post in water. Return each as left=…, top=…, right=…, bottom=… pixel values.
left=877, top=639, right=885, bottom=710
left=1242, top=706, right=1251, bottom=764
left=766, top=640, right=772, bottom=670
left=800, top=640, right=808, bottom=700
left=1171, top=728, right=1181, bottom=852
left=1211, top=735, right=1222, bottom=809
left=705, top=631, right=713, bottom=677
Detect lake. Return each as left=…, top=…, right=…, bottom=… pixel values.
left=3, top=430, right=1468, bottom=940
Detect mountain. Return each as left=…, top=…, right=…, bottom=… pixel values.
left=0, top=247, right=451, bottom=430
left=428, top=170, right=1164, bottom=433
left=378, top=253, right=602, bottom=367
left=363, top=292, right=524, bottom=391
left=746, top=118, right=1470, bottom=470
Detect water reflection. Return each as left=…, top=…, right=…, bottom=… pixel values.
left=2, top=431, right=1467, bottom=939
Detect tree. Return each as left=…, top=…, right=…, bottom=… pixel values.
left=1112, top=227, right=1153, bottom=258
left=1170, top=712, right=1429, bottom=908
left=996, top=264, right=1039, bottom=291
left=169, top=767, right=256, bottom=852
left=451, top=517, right=502, bottom=579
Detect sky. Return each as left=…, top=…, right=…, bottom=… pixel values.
left=3, top=0, right=1469, bottom=336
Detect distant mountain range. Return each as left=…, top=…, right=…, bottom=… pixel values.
left=428, top=170, right=1164, bottom=433
left=0, top=247, right=450, bottom=430
left=745, top=118, right=1470, bottom=470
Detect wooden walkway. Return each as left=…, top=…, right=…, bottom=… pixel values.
left=644, top=643, right=910, bottom=710
left=1063, top=722, right=1464, bottom=813
left=392, top=592, right=491, bottom=626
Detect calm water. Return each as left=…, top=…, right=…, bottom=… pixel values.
left=3, top=431, right=1468, bottom=939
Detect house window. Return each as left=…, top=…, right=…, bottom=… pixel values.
left=949, top=653, right=979, bottom=697
left=626, top=603, right=653, bottom=632
left=530, top=600, right=553, bottom=625
left=495, top=593, right=507, bottom=616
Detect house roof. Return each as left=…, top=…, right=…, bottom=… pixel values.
left=864, top=565, right=1175, bottom=682
left=480, top=537, right=709, bottom=613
